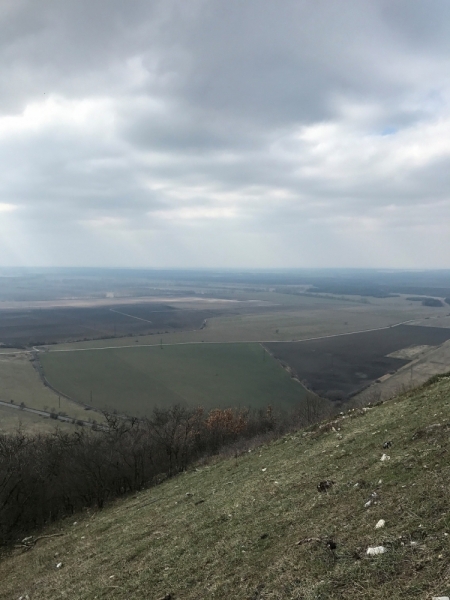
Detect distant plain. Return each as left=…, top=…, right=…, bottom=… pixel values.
left=1, top=269, right=450, bottom=430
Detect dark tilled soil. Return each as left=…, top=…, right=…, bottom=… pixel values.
left=265, top=324, right=450, bottom=401
left=0, top=304, right=222, bottom=346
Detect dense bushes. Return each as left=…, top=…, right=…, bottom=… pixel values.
left=0, top=400, right=331, bottom=546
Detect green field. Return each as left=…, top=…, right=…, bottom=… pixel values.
left=39, top=343, right=322, bottom=416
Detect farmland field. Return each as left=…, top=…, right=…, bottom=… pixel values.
left=352, top=338, right=450, bottom=404
left=48, top=293, right=450, bottom=352
left=0, top=304, right=224, bottom=346
left=0, top=352, right=97, bottom=422
left=0, top=404, right=77, bottom=434
left=38, top=343, right=325, bottom=416
left=3, top=268, right=450, bottom=430
left=265, top=324, right=450, bottom=401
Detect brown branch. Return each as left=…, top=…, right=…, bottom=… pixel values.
left=296, top=537, right=322, bottom=545
left=15, top=533, right=65, bottom=551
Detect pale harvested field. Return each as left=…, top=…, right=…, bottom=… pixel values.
left=0, top=404, right=76, bottom=434
left=353, top=338, right=450, bottom=404
left=412, top=314, right=450, bottom=328
left=387, top=345, right=432, bottom=359
left=0, top=295, right=258, bottom=311
left=48, top=293, right=448, bottom=352
left=0, top=353, right=97, bottom=422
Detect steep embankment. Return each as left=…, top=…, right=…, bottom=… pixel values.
left=1, top=376, right=450, bottom=599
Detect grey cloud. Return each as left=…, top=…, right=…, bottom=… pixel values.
left=1, top=0, right=450, bottom=267
left=379, top=0, right=450, bottom=52
left=0, top=0, right=161, bottom=111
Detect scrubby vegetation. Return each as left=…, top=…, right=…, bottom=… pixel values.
left=421, top=298, right=444, bottom=307
left=0, top=400, right=329, bottom=547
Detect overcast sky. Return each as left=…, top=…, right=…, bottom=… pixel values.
left=1, top=0, right=450, bottom=268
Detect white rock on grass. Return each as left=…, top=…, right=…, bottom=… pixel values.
left=380, top=454, right=390, bottom=462
left=375, top=519, right=385, bottom=529
left=366, top=546, right=387, bottom=556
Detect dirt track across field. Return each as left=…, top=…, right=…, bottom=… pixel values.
left=0, top=399, right=97, bottom=428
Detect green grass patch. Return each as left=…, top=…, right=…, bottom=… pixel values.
left=39, top=343, right=319, bottom=415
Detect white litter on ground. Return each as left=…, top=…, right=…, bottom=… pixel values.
left=375, top=519, right=385, bottom=529
left=366, top=546, right=387, bottom=556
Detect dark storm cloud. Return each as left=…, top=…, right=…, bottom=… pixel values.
left=1, top=0, right=450, bottom=267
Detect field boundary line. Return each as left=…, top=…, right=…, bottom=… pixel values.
left=32, top=350, right=106, bottom=418
left=37, top=318, right=418, bottom=353
left=109, top=308, right=154, bottom=324
left=0, top=399, right=100, bottom=428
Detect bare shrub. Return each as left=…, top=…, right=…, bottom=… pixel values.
left=0, top=398, right=334, bottom=547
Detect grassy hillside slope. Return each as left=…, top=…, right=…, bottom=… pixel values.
left=1, top=376, right=450, bottom=599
